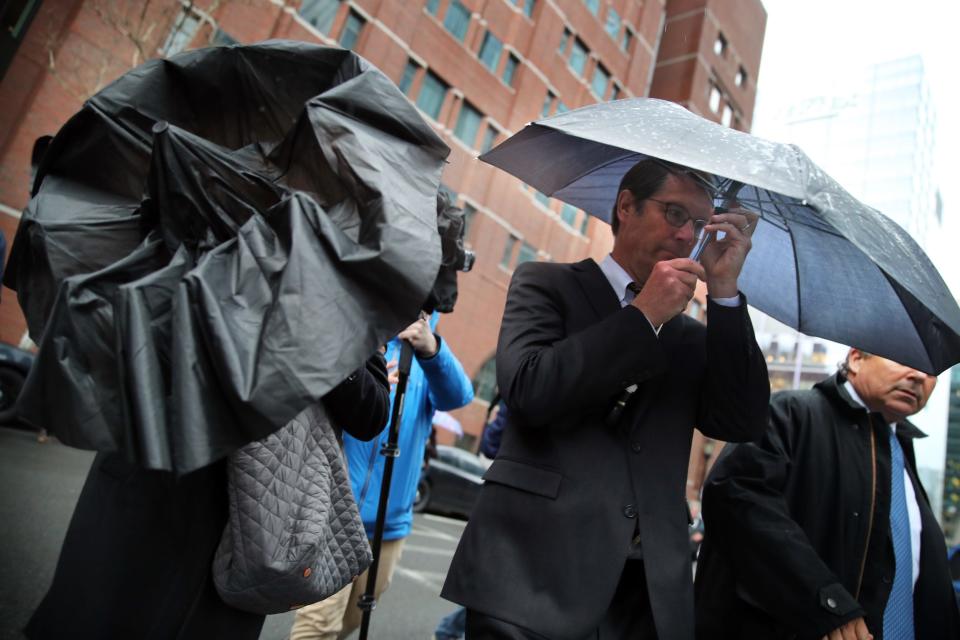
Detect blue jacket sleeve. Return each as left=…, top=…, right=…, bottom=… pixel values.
left=417, top=335, right=474, bottom=412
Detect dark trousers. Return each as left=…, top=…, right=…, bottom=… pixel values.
left=465, top=560, right=658, bottom=640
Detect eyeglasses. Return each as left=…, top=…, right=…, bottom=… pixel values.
left=645, top=198, right=709, bottom=236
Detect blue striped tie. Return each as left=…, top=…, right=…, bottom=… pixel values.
left=883, top=429, right=915, bottom=640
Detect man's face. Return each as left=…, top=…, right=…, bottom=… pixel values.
left=847, top=349, right=936, bottom=423
left=612, top=172, right=714, bottom=284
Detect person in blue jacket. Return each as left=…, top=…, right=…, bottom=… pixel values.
left=290, top=312, right=474, bottom=640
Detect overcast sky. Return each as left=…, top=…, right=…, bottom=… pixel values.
left=752, top=0, right=959, bottom=294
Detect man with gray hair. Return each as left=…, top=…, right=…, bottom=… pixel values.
left=695, top=349, right=960, bottom=640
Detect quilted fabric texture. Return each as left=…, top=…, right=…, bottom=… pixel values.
left=213, top=403, right=372, bottom=614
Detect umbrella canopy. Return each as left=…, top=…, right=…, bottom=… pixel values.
left=3, top=41, right=450, bottom=473
left=481, top=98, right=960, bottom=375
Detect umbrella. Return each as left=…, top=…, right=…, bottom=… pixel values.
left=431, top=411, right=464, bottom=436
left=480, top=98, right=960, bottom=375
left=3, top=41, right=450, bottom=473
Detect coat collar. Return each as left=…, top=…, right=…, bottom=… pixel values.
left=570, top=258, right=685, bottom=339
left=571, top=258, right=621, bottom=319
left=816, top=373, right=926, bottom=439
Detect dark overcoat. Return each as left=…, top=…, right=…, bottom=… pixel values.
left=695, top=373, right=960, bottom=640
left=442, top=259, right=770, bottom=640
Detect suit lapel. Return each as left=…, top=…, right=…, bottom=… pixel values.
left=571, top=258, right=621, bottom=319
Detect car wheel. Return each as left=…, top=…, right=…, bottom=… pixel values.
left=413, top=478, right=431, bottom=513
left=0, top=367, right=25, bottom=424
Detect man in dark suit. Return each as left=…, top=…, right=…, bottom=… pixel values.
left=694, top=350, right=960, bottom=640
left=441, top=159, right=770, bottom=640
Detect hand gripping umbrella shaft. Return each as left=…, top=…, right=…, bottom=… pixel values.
left=358, top=340, right=414, bottom=639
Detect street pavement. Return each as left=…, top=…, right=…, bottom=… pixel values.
left=0, top=426, right=467, bottom=640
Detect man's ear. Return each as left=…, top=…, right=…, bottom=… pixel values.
left=847, top=348, right=863, bottom=376
left=615, top=190, right=635, bottom=226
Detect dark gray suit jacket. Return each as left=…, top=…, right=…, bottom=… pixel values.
left=442, top=258, right=769, bottom=640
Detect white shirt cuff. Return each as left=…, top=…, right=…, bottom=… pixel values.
left=711, top=294, right=741, bottom=308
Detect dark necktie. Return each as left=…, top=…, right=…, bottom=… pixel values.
left=883, top=428, right=915, bottom=640
left=625, top=281, right=641, bottom=305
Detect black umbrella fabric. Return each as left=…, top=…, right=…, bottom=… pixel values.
left=481, top=98, right=960, bottom=375
left=3, top=41, right=450, bottom=473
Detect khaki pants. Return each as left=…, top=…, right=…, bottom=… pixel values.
left=289, top=538, right=405, bottom=640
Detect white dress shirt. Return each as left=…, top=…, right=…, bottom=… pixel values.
left=844, top=381, right=922, bottom=587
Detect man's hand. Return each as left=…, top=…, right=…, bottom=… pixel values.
left=631, top=258, right=705, bottom=327
left=698, top=207, right=757, bottom=298
left=386, top=359, right=399, bottom=388
left=398, top=317, right=438, bottom=358
left=820, top=617, right=872, bottom=640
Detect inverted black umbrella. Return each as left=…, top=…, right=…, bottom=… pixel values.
left=481, top=97, right=960, bottom=375
left=3, top=41, right=450, bottom=473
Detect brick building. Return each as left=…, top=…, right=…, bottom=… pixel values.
left=0, top=0, right=766, bottom=449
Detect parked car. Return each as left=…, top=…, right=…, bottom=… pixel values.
left=413, top=444, right=488, bottom=519
left=0, top=342, right=34, bottom=424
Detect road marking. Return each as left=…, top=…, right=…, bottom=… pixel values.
left=394, top=565, right=447, bottom=592
left=410, top=526, right=462, bottom=543
left=401, top=542, right=456, bottom=556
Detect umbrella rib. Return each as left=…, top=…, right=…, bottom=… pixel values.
left=785, top=214, right=804, bottom=333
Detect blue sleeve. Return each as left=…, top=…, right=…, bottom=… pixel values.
left=417, top=335, right=474, bottom=412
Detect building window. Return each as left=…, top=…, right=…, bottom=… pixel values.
left=579, top=212, right=590, bottom=235
left=560, top=203, right=578, bottom=226
left=714, top=32, right=727, bottom=56
left=534, top=191, right=550, bottom=207
left=339, top=10, right=364, bottom=49
left=212, top=28, right=238, bottom=46
left=502, top=53, right=519, bottom=86
left=590, top=63, right=610, bottom=98
left=443, top=0, right=471, bottom=42
left=721, top=104, right=733, bottom=127
left=426, top=0, right=441, bottom=16
left=605, top=7, right=621, bottom=40
left=611, top=83, right=621, bottom=100
left=621, top=26, right=633, bottom=53
left=709, top=84, right=721, bottom=113
left=472, top=356, right=497, bottom=402
left=417, top=71, right=449, bottom=120
left=510, top=0, right=536, bottom=18
left=558, top=27, right=571, bottom=55
left=542, top=91, right=555, bottom=117
left=517, top=241, right=537, bottom=264
left=162, top=9, right=202, bottom=55
left=453, top=101, right=483, bottom=148
left=735, top=66, right=747, bottom=87
left=478, top=31, right=503, bottom=72
left=300, top=0, right=340, bottom=34
left=501, top=235, right=518, bottom=267
left=399, top=59, right=420, bottom=94
left=462, top=202, right=477, bottom=237
left=556, top=101, right=569, bottom=114
left=568, top=38, right=588, bottom=77
left=480, top=124, right=499, bottom=153
left=584, top=0, right=600, bottom=16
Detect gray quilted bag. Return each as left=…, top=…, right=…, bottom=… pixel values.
left=213, top=402, right=372, bottom=614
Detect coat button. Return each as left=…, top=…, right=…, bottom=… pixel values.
left=882, top=575, right=892, bottom=584
left=623, top=504, right=638, bottom=518
left=852, top=511, right=859, bottom=518
left=826, top=597, right=837, bottom=609
left=631, top=441, right=642, bottom=453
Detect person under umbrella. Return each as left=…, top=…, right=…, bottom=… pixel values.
left=290, top=313, right=473, bottom=640
left=695, top=349, right=960, bottom=640
left=442, top=158, right=770, bottom=640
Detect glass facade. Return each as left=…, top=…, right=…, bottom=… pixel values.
left=417, top=71, right=448, bottom=120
